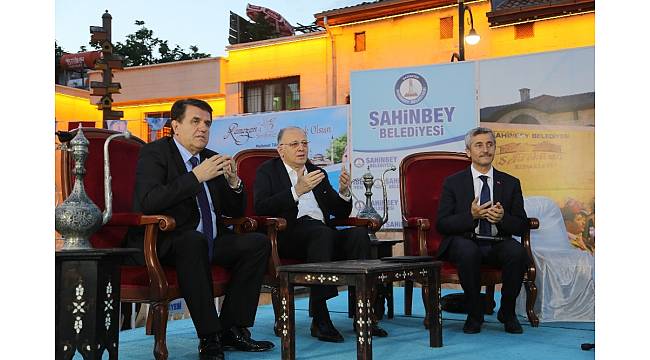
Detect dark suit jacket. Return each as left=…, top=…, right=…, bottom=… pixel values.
left=253, top=158, right=351, bottom=231
left=435, top=166, right=528, bottom=258
left=125, top=136, right=245, bottom=262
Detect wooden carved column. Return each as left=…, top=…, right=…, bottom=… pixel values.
left=89, top=10, right=124, bottom=128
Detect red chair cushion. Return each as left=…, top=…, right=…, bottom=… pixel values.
left=81, top=133, right=141, bottom=214
left=401, top=154, right=470, bottom=256
left=67, top=129, right=144, bottom=249
left=121, top=265, right=231, bottom=291
left=439, top=261, right=501, bottom=278
left=235, top=150, right=278, bottom=217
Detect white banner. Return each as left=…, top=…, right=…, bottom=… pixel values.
left=350, top=62, right=479, bottom=228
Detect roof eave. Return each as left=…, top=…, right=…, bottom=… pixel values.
left=314, top=0, right=456, bottom=27
left=226, top=31, right=326, bottom=51
left=486, top=0, right=594, bottom=27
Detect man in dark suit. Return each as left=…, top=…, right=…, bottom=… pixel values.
left=126, top=99, right=274, bottom=360
left=254, top=126, right=386, bottom=342
left=436, top=127, right=529, bottom=335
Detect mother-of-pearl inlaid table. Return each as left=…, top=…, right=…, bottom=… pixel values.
left=278, top=259, right=442, bottom=360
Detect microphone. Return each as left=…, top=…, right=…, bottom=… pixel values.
left=464, top=232, right=511, bottom=242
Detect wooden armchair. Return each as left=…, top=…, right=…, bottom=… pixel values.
left=399, top=151, right=540, bottom=326
left=233, top=149, right=381, bottom=336
left=59, top=129, right=257, bottom=360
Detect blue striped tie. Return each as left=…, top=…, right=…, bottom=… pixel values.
left=189, top=157, right=214, bottom=260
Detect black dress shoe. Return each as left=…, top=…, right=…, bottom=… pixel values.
left=198, top=334, right=224, bottom=360
left=370, top=324, right=388, bottom=337
left=310, top=318, right=344, bottom=343
left=354, top=322, right=389, bottom=337
left=462, top=317, right=483, bottom=334
left=497, top=310, right=523, bottom=334
left=220, top=326, right=275, bottom=352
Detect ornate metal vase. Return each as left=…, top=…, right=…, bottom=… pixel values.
left=55, top=128, right=102, bottom=249
left=357, top=165, right=396, bottom=240
left=55, top=127, right=131, bottom=250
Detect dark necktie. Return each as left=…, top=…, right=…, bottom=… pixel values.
left=189, top=157, right=214, bottom=260
left=478, top=175, right=492, bottom=236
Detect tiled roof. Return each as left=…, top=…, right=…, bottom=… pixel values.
left=314, top=0, right=456, bottom=26
left=496, top=0, right=555, bottom=10
left=480, top=92, right=594, bottom=122
left=487, top=0, right=594, bottom=27
left=319, top=0, right=558, bottom=14
left=316, top=0, right=387, bottom=15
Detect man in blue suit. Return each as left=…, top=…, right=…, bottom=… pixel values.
left=126, top=99, right=274, bottom=360
left=436, top=127, right=529, bottom=334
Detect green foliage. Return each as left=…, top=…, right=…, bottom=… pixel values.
left=55, top=41, right=67, bottom=82
left=55, top=41, right=66, bottom=58
left=325, top=134, right=347, bottom=163
left=92, top=20, right=212, bottom=67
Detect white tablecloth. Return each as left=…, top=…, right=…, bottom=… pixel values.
left=515, top=196, right=595, bottom=322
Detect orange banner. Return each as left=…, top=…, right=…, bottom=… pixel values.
left=484, top=123, right=594, bottom=253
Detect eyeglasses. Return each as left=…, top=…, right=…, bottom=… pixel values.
left=280, top=140, right=309, bottom=149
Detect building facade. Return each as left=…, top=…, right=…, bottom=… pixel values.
left=55, top=57, right=226, bottom=141
left=223, top=0, right=594, bottom=115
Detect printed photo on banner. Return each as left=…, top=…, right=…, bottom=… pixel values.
left=208, top=106, right=348, bottom=188
left=479, top=47, right=595, bottom=254
left=106, top=119, right=127, bottom=133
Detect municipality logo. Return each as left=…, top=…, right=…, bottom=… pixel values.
left=394, top=73, right=428, bottom=105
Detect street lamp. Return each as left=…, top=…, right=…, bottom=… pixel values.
left=451, top=0, right=480, bottom=62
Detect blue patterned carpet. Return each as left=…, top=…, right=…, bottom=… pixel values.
left=82, top=288, right=595, bottom=359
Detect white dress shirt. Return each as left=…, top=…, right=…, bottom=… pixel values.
left=283, top=162, right=352, bottom=224
left=284, top=163, right=325, bottom=222
left=470, top=164, right=497, bottom=236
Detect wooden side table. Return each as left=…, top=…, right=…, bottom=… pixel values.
left=55, top=248, right=137, bottom=360
left=348, top=239, right=404, bottom=319
left=278, top=259, right=442, bottom=360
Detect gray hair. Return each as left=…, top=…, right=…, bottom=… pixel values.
left=277, top=126, right=307, bottom=143
left=464, top=127, right=496, bottom=149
